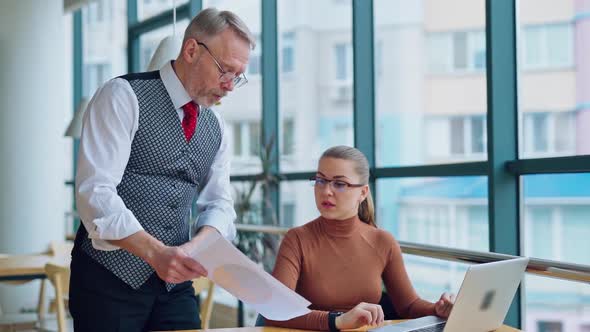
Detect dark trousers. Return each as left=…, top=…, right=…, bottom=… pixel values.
left=69, top=250, right=200, bottom=332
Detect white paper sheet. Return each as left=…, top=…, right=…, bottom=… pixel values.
left=187, top=231, right=311, bottom=321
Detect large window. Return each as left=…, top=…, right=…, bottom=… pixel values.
left=123, top=1, right=590, bottom=330
left=83, top=0, right=127, bottom=99
left=278, top=0, right=354, bottom=173
left=377, top=177, right=489, bottom=252
left=203, top=0, right=262, bottom=176
left=517, top=1, right=590, bottom=328
left=374, top=0, right=487, bottom=167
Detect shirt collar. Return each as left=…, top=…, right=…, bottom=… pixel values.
left=160, top=60, right=193, bottom=110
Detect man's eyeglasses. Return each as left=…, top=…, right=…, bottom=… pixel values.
left=309, top=176, right=365, bottom=193
left=196, top=41, right=248, bottom=89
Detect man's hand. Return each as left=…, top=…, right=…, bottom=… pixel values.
left=109, top=230, right=207, bottom=284
left=335, top=302, right=384, bottom=330
left=146, top=245, right=207, bottom=284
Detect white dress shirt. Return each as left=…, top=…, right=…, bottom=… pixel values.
left=76, top=61, right=236, bottom=251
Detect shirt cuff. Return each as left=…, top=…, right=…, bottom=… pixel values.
left=90, top=238, right=121, bottom=251
left=196, top=209, right=236, bottom=241
left=87, top=210, right=144, bottom=250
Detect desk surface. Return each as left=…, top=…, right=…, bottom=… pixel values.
left=163, top=320, right=522, bottom=332
left=0, top=254, right=70, bottom=281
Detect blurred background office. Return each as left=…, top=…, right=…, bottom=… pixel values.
left=0, top=0, right=589, bottom=331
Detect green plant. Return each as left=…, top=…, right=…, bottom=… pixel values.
left=232, top=130, right=282, bottom=272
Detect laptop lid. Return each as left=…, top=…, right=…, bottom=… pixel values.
left=443, top=257, right=529, bottom=332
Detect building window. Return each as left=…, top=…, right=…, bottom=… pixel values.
left=428, top=115, right=487, bottom=159
left=232, top=121, right=261, bottom=158
left=334, top=43, right=352, bottom=80
left=375, top=40, right=383, bottom=78
left=249, top=122, right=260, bottom=157
left=282, top=32, right=295, bottom=73
left=523, top=111, right=576, bottom=157
left=428, top=30, right=486, bottom=74
left=282, top=118, right=295, bottom=156
left=233, top=124, right=243, bottom=156
left=527, top=206, right=554, bottom=259
left=282, top=203, right=295, bottom=227
left=83, top=63, right=112, bottom=97
left=522, top=23, right=573, bottom=70
left=85, top=0, right=111, bottom=24
left=537, top=321, right=562, bottom=332
left=248, top=35, right=261, bottom=75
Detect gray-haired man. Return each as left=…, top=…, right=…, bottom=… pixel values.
left=70, top=8, right=255, bottom=331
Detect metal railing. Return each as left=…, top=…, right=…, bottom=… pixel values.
left=236, top=224, right=590, bottom=284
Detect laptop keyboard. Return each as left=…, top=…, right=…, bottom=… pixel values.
left=407, top=322, right=446, bottom=332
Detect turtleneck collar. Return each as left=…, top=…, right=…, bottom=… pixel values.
left=319, top=215, right=362, bottom=238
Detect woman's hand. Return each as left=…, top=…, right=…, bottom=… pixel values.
left=434, top=292, right=455, bottom=318
left=335, top=302, right=384, bottom=330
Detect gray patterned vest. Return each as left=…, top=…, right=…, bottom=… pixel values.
left=73, top=71, right=223, bottom=290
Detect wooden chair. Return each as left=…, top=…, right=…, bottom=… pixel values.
left=43, top=263, right=70, bottom=332
left=46, top=242, right=73, bottom=316
left=0, top=253, right=46, bottom=331
left=192, top=277, right=215, bottom=329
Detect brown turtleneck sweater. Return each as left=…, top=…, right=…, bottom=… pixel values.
left=266, top=216, right=436, bottom=330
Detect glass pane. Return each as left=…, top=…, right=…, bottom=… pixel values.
left=376, top=176, right=489, bottom=251
left=278, top=0, right=354, bottom=172
left=523, top=174, right=590, bottom=266
left=83, top=0, right=128, bottom=99
left=525, top=275, right=590, bottom=332
left=518, top=0, right=585, bottom=159
left=203, top=0, right=262, bottom=176
left=137, top=0, right=189, bottom=21
left=280, top=180, right=318, bottom=228
left=374, top=0, right=487, bottom=167
left=138, top=20, right=189, bottom=72
left=404, top=256, right=469, bottom=303
left=523, top=174, right=590, bottom=330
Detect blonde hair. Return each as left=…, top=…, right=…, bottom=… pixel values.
left=183, top=7, right=256, bottom=49
left=320, top=146, right=376, bottom=227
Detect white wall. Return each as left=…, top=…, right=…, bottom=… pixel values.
left=0, top=0, right=71, bottom=312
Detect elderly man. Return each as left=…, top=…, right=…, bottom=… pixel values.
left=70, top=8, right=255, bottom=331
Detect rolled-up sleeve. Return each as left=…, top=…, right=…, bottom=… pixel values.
left=194, top=111, right=237, bottom=241
left=75, top=78, right=143, bottom=251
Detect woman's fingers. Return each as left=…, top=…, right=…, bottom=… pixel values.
left=358, top=303, right=383, bottom=326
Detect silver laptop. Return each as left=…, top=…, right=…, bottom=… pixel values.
left=370, top=257, right=529, bottom=332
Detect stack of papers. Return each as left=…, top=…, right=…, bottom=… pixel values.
left=187, top=231, right=311, bottom=321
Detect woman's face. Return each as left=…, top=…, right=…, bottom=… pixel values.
left=313, top=157, right=368, bottom=220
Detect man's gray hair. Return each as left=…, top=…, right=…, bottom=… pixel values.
left=183, top=7, right=256, bottom=50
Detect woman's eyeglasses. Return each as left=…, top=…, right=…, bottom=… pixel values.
left=309, top=176, right=365, bottom=193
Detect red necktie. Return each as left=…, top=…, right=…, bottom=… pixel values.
left=182, top=102, right=199, bottom=142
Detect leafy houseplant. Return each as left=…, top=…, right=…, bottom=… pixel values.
left=232, top=131, right=282, bottom=273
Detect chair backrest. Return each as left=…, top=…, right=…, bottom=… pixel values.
left=192, top=277, right=215, bottom=329
left=44, top=263, right=70, bottom=332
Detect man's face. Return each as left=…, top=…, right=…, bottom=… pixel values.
left=182, top=28, right=250, bottom=107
